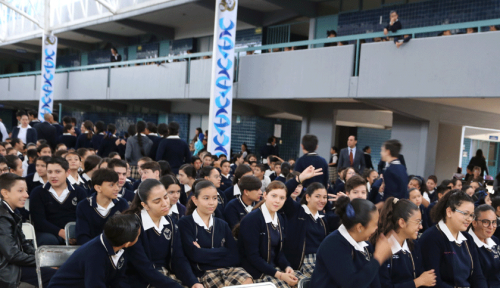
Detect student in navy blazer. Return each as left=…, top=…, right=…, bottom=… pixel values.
left=223, top=164, right=254, bottom=203
left=98, top=124, right=119, bottom=157
left=25, top=156, right=50, bottom=194
left=310, top=197, right=392, bottom=288
left=223, top=176, right=263, bottom=230
left=419, top=191, right=487, bottom=288
left=11, top=116, right=37, bottom=145
left=199, top=166, right=227, bottom=220
left=379, top=140, right=408, bottom=205
left=469, top=204, right=500, bottom=287
left=294, top=134, right=329, bottom=188
left=371, top=198, right=436, bottom=288
left=123, top=179, right=198, bottom=288
left=178, top=181, right=253, bottom=287
left=91, top=121, right=105, bottom=150
left=337, top=135, right=366, bottom=174
left=108, top=159, right=136, bottom=204
left=75, top=121, right=94, bottom=149
left=57, top=124, right=77, bottom=149
left=160, top=175, right=187, bottom=222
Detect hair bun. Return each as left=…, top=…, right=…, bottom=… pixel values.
left=346, top=203, right=356, bottom=219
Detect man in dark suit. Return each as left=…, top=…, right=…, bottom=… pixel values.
left=363, top=146, right=374, bottom=170
left=337, top=135, right=366, bottom=173
left=34, top=114, right=57, bottom=150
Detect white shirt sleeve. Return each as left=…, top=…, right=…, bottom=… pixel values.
left=423, top=192, right=430, bottom=203
left=0, top=122, right=8, bottom=142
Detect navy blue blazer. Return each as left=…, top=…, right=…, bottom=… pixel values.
left=57, top=134, right=77, bottom=149
left=98, top=136, right=119, bottom=158
left=11, top=127, right=37, bottom=144
left=34, top=122, right=57, bottom=149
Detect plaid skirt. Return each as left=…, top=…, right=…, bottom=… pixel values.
left=298, top=254, right=316, bottom=278
left=150, top=267, right=184, bottom=288
left=328, top=167, right=337, bottom=184
left=198, top=267, right=252, bottom=288
left=255, top=267, right=307, bottom=288
left=130, top=165, right=140, bottom=180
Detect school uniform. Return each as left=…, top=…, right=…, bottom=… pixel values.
left=52, top=123, right=64, bottom=137
left=79, top=172, right=93, bottom=195
left=147, top=133, right=163, bottom=160
left=75, top=194, right=129, bottom=245
left=230, top=164, right=238, bottom=176
left=223, top=197, right=256, bottom=230
left=425, top=201, right=437, bottom=226
left=68, top=174, right=90, bottom=196
left=223, top=184, right=242, bottom=203
left=494, top=227, right=500, bottom=241
left=98, top=135, right=119, bottom=157
left=333, top=179, right=345, bottom=195
left=468, top=229, right=500, bottom=287
left=26, top=163, right=36, bottom=175
left=168, top=202, right=186, bottom=222
left=383, top=159, right=408, bottom=200
left=379, top=236, right=424, bottom=288
left=179, top=184, right=191, bottom=206
left=118, top=187, right=136, bottom=203
left=91, top=133, right=105, bottom=151
left=57, top=133, right=77, bottom=149
left=25, top=172, right=45, bottom=195
left=47, top=234, right=128, bottom=288
left=30, top=180, right=87, bottom=246
left=269, top=172, right=277, bottom=182
left=275, top=174, right=286, bottom=184
left=125, top=210, right=194, bottom=288
left=178, top=210, right=251, bottom=287
left=261, top=175, right=271, bottom=192
left=133, top=179, right=142, bottom=190
left=419, top=220, right=487, bottom=287
left=156, top=136, right=191, bottom=174
left=418, top=204, right=429, bottom=232
left=220, top=174, right=233, bottom=191
left=11, top=125, right=37, bottom=144
left=368, top=178, right=384, bottom=204
left=294, top=152, right=329, bottom=188
left=310, top=225, right=381, bottom=288
left=75, top=132, right=93, bottom=149
left=124, top=179, right=134, bottom=191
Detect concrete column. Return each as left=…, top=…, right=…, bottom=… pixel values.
left=434, top=123, right=462, bottom=182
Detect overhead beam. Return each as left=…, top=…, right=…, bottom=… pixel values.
left=57, top=38, right=95, bottom=51
left=116, top=19, right=175, bottom=39
left=0, top=0, right=43, bottom=29
left=0, top=48, right=37, bottom=61
left=195, top=0, right=264, bottom=27
left=94, top=0, right=117, bottom=14
left=12, top=43, right=41, bottom=52
left=74, top=29, right=129, bottom=46
left=263, top=0, right=317, bottom=18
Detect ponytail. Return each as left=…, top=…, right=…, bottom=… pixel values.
left=335, top=196, right=376, bottom=230
left=84, top=120, right=94, bottom=140
left=104, top=124, right=116, bottom=139
left=431, top=189, right=473, bottom=223
left=136, top=121, right=146, bottom=156
left=185, top=180, right=215, bottom=215
left=124, top=179, right=164, bottom=216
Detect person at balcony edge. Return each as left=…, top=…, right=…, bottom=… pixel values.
left=126, top=121, right=153, bottom=179
left=383, top=10, right=411, bottom=48
left=75, top=120, right=94, bottom=149
left=224, top=164, right=253, bottom=203
left=30, top=157, right=87, bottom=246
left=324, top=30, right=338, bottom=47
left=11, top=113, right=37, bottom=145
left=377, top=139, right=408, bottom=208
left=156, top=121, right=190, bottom=175
left=419, top=191, right=487, bottom=287
left=310, top=196, right=392, bottom=288
left=76, top=168, right=129, bottom=245
left=468, top=204, right=500, bottom=287
left=0, top=173, right=56, bottom=288
left=48, top=214, right=140, bottom=288
left=178, top=180, right=254, bottom=287
left=110, top=47, right=122, bottom=62
left=294, top=134, right=329, bottom=188
left=371, top=197, right=437, bottom=288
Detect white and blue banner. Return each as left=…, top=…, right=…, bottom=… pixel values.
left=207, top=0, right=238, bottom=157
left=38, top=34, right=58, bottom=121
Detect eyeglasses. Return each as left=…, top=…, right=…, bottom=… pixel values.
left=409, top=219, right=423, bottom=226
left=0, top=167, right=9, bottom=173
left=455, top=209, right=476, bottom=221
left=476, top=219, right=498, bottom=228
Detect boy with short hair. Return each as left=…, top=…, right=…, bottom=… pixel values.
left=140, top=161, right=160, bottom=181
left=48, top=214, right=141, bottom=288
left=191, top=156, right=202, bottom=172
left=379, top=139, right=408, bottom=204
left=270, top=161, right=282, bottom=181
left=223, top=175, right=263, bottom=229
left=254, top=164, right=271, bottom=192
left=425, top=175, right=438, bottom=202
left=219, top=160, right=232, bottom=191
left=30, top=157, right=88, bottom=245
left=294, top=134, right=329, bottom=188
left=133, top=157, right=153, bottom=190
left=0, top=173, right=56, bottom=287
left=344, top=175, right=367, bottom=201
left=76, top=169, right=129, bottom=245
left=202, top=153, right=213, bottom=167
left=108, top=159, right=135, bottom=202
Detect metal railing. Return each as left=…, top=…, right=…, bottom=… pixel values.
left=1, top=18, right=499, bottom=79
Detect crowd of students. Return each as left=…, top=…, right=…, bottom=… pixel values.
left=0, top=113, right=500, bottom=288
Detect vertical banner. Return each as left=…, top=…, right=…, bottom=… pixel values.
left=38, top=34, right=58, bottom=121
left=207, top=0, right=238, bottom=157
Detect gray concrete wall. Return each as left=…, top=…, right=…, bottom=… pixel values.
left=434, top=123, right=463, bottom=182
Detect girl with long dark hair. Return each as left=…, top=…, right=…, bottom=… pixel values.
left=75, top=120, right=94, bottom=149
left=159, top=175, right=186, bottom=221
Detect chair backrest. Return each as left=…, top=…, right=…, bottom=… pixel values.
left=21, top=223, right=37, bottom=250
left=64, top=222, right=76, bottom=246
left=25, top=198, right=30, bottom=212
left=36, top=246, right=79, bottom=287
left=298, top=277, right=310, bottom=288
left=223, top=283, right=277, bottom=288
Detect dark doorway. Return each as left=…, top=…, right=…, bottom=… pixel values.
left=336, top=126, right=358, bottom=150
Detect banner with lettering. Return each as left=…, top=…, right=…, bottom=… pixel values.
left=207, top=0, right=238, bottom=157
left=38, top=34, right=58, bottom=121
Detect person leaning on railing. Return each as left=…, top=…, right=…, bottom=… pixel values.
left=384, top=10, right=411, bottom=48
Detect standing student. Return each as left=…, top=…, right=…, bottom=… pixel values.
left=126, top=121, right=153, bottom=179
left=329, top=146, right=338, bottom=184
left=468, top=204, right=500, bottom=286
left=108, top=159, right=136, bottom=203
left=47, top=214, right=141, bottom=288
left=30, top=157, right=88, bottom=245
left=156, top=122, right=191, bottom=175
left=223, top=164, right=254, bottom=203
left=91, top=121, right=106, bottom=151
left=75, top=120, right=94, bottom=149
left=123, top=179, right=199, bottom=288
left=379, top=140, right=408, bottom=205
left=371, top=198, right=436, bottom=287
left=363, top=146, right=374, bottom=170
left=223, top=176, right=263, bottom=230
left=419, top=191, right=487, bottom=287
left=11, top=114, right=37, bottom=145
left=65, top=151, right=86, bottom=190
left=178, top=181, right=253, bottom=287
left=294, top=134, right=329, bottom=188
left=25, top=156, right=50, bottom=194
left=199, top=166, right=226, bottom=220
left=145, top=122, right=162, bottom=160
left=219, top=160, right=232, bottom=191
left=160, top=175, right=186, bottom=221
left=58, top=124, right=77, bottom=149
left=310, top=197, right=392, bottom=288
left=76, top=169, right=129, bottom=245
left=178, top=164, right=197, bottom=206
left=98, top=124, right=119, bottom=158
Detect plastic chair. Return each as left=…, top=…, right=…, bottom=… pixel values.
left=22, top=223, right=37, bottom=250
left=223, top=283, right=277, bottom=288
left=64, top=222, right=76, bottom=246
left=298, top=277, right=310, bottom=288
left=36, top=246, right=79, bottom=288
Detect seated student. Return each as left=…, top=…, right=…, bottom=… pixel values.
left=178, top=164, right=197, bottom=206
left=123, top=179, right=198, bottom=288
left=371, top=198, right=436, bottom=288
left=133, top=157, right=153, bottom=190
left=48, top=214, right=141, bottom=288
left=254, top=164, right=271, bottom=192
left=275, top=162, right=290, bottom=184
left=408, top=188, right=429, bottom=232
left=202, top=154, right=213, bottom=168
left=76, top=169, right=129, bottom=245
left=264, top=156, right=277, bottom=179
left=286, top=172, right=302, bottom=202
left=223, top=164, right=253, bottom=203
left=294, top=135, right=329, bottom=188
left=140, top=161, right=161, bottom=183
left=270, top=161, right=282, bottom=182
left=468, top=204, right=500, bottom=287
left=178, top=181, right=253, bottom=287
left=30, top=157, right=88, bottom=246
left=408, top=176, right=430, bottom=208
left=108, top=159, right=136, bottom=203
left=58, top=124, right=77, bottom=149
left=98, top=124, right=119, bottom=158
left=425, top=184, right=451, bottom=226
left=379, top=140, right=408, bottom=207
left=229, top=153, right=244, bottom=175
left=65, top=151, right=86, bottom=189
left=80, top=155, right=102, bottom=194
left=5, top=154, right=24, bottom=177
left=160, top=175, right=187, bottom=221
left=420, top=191, right=487, bottom=287
left=191, top=156, right=202, bottom=172
left=23, top=149, right=37, bottom=177
left=219, top=160, right=232, bottom=191
left=491, top=196, right=500, bottom=240
left=463, top=185, right=475, bottom=198
left=76, top=148, right=91, bottom=172
left=223, top=176, right=263, bottom=230
left=311, top=196, right=392, bottom=288
left=0, top=173, right=56, bottom=287
left=199, top=166, right=226, bottom=220
left=25, top=156, right=50, bottom=194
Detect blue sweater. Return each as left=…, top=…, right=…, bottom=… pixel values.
left=223, top=197, right=255, bottom=230
left=57, top=134, right=77, bottom=149
left=379, top=241, right=425, bottom=288
left=223, top=185, right=238, bottom=203
left=169, top=202, right=186, bottom=222
left=178, top=214, right=240, bottom=277
left=473, top=235, right=500, bottom=287
left=310, top=230, right=381, bottom=288
left=75, top=194, right=129, bottom=245
left=294, top=153, right=330, bottom=188
left=48, top=234, right=128, bottom=288
left=126, top=213, right=195, bottom=288
left=147, top=135, right=163, bottom=160
left=156, top=138, right=191, bottom=174
left=419, top=225, right=487, bottom=288
left=25, top=172, right=44, bottom=195
left=30, top=181, right=87, bottom=236
left=383, top=160, right=408, bottom=200
left=220, top=175, right=232, bottom=191
left=75, top=133, right=93, bottom=149
left=119, top=187, right=136, bottom=203
left=238, top=207, right=290, bottom=279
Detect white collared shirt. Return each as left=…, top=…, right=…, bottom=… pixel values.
left=338, top=224, right=369, bottom=252
left=302, top=204, right=324, bottom=220
left=468, top=228, right=497, bottom=249
left=63, top=133, right=72, bottom=136
left=389, top=235, right=410, bottom=254
left=18, top=125, right=29, bottom=144
left=167, top=135, right=180, bottom=139
left=184, top=184, right=192, bottom=193
left=192, top=209, right=213, bottom=230
left=96, top=201, right=115, bottom=217
left=81, top=173, right=91, bottom=182
left=168, top=203, right=179, bottom=216
left=68, top=174, right=85, bottom=185
left=238, top=196, right=254, bottom=213
left=438, top=220, right=467, bottom=244
left=221, top=174, right=230, bottom=180
left=100, top=234, right=124, bottom=266
left=148, top=133, right=159, bottom=137
left=261, top=203, right=278, bottom=226
left=48, top=187, right=70, bottom=203
left=261, top=176, right=271, bottom=192
left=141, top=209, right=169, bottom=234
left=33, top=172, right=45, bottom=185
left=233, top=184, right=241, bottom=196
